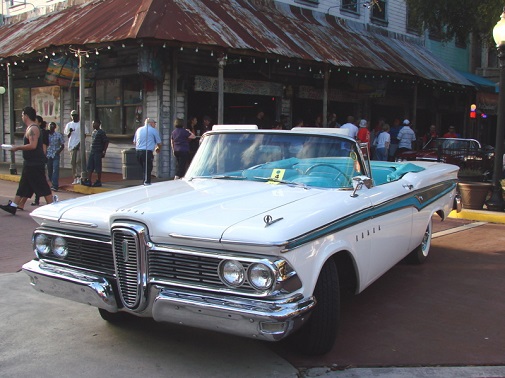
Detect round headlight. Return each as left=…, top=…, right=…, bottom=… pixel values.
left=34, top=234, right=51, bottom=256
left=52, top=236, right=68, bottom=258
left=248, top=263, right=274, bottom=290
left=219, top=260, right=245, bottom=287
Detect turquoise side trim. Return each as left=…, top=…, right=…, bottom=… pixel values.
left=284, top=180, right=457, bottom=250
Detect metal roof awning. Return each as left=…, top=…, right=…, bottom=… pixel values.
left=0, top=0, right=473, bottom=87
left=457, top=70, right=498, bottom=93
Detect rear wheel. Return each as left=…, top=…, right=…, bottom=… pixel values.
left=406, top=219, right=432, bottom=264
left=289, top=258, right=340, bottom=355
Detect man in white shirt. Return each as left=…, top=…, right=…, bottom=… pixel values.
left=133, top=117, right=162, bottom=185
left=63, top=110, right=84, bottom=184
left=397, top=119, right=417, bottom=155
left=340, top=116, right=359, bottom=140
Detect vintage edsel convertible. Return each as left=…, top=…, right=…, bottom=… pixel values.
left=23, top=126, right=460, bottom=355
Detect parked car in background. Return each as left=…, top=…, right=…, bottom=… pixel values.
left=23, top=126, right=460, bottom=355
left=397, top=138, right=495, bottom=176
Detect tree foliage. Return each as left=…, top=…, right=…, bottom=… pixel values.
left=405, top=0, right=504, bottom=45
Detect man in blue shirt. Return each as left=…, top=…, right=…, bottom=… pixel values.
left=133, top=117, right=162, bottom=185
left=46, top=122, right=65, bottom=191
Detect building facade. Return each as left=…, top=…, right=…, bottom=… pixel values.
left=0, top=0, right=476, bottom=178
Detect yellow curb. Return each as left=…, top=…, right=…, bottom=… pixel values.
left=0, top=173, right=20, bottom=183
left=449, top=209, right=505, bottom=224
left=0, top=174, right=112, bottom=194
left=67, top=184, right=114, bottom=194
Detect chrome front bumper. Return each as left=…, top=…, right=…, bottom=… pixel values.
left=22, top=260, right=315, bottom=341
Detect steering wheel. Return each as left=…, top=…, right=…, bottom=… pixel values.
left=305, top=163, right=349, bottom=183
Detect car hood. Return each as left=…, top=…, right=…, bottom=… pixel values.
left=31, top=179, right=369, bottom=246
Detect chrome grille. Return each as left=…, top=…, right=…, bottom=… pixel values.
left=36, top=231, right=114, bottom=276
left=112, top=228, right=142, bottom=309
left=149, top=250, right=256, bottom=293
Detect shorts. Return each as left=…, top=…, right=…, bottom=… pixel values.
left=16, top=164, right=52, bottom=198
left=87, top=151, right=102, bottom=173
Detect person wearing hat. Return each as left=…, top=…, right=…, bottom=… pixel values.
left=133, top=117, right=162, bottom=185
left=63, top=110, right=85, bottom=185
left=357, top=119, right=371, bottom=150
left=396, top=119, right=417, bottom=156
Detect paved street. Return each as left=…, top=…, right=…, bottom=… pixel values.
left=1, top=179, right=505, bottom=377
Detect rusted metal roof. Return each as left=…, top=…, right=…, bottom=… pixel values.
left=0, top=0, right=472, bottom=86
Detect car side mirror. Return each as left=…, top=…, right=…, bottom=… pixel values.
left=351, top=176, right=372, bottom=197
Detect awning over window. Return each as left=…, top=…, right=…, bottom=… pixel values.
left=457, top=70, right=498, bottom=93
left=0, top=0, right=472, bottom=87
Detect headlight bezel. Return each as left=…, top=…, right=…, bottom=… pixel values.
left=34, top=233, right=51, bottom=256
left=52, top=236, right=69, bottom=258
left=33, top=232, right=69, bottom=259
left=219, top=259, right=246, bottom=288
left=247, top=262, right=275, bottom=291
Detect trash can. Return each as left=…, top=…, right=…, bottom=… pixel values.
left=122, top=148, right=143, bottom=180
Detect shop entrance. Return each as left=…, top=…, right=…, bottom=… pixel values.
left=187, top=91, right=278, bottom=127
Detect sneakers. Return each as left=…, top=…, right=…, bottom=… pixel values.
left=92, top=180, right=102, bottom=187
left=50, top=186, right=58, bottom=191
left=72, top=177, right=81, bottom=185
left=81, top=179, right=91, bottom=186
left=0, top=203, right=17, bottom=215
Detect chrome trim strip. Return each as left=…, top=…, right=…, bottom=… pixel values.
left=168, top=233, right=220, bottom=243
left=58, top=219, right=98, bottom=228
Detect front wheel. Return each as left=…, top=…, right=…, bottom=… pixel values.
left=98, top=308, right=130, bottom=323
left=288, top=258, right=340, bottom=355
left=406, top=219, right=432, bottom=264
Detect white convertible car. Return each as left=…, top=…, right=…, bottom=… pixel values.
left=23, top=126, right=460, bottom=355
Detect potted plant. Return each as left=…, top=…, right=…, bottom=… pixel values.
left=457, top=168, right=492, bottom=210
left=457, top=168, right=487, bottom=183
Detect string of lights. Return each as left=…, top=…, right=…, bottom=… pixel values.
left=0, top=42, right=470, bottom=94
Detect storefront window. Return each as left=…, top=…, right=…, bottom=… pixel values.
left=13, top=88, right=30, bottom=131
left=341, top=0, right=358, bottom=14
left=371, top=0, right=387, bottom=25
left=96, top=77, right=143, bottom=135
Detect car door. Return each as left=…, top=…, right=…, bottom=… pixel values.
left=363, top=180, right=414, bottom=287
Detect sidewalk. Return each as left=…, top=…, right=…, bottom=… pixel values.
left=0, top=162, right=169, bottom=195
left=1, top=162, right=505, bottom=223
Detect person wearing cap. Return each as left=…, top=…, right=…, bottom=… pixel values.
left=443, top=125, right=458, bottom=138
left=357, top=119, right=371, bottom=150
left=63, top=110, right=84, bottom=185
left=133, top=117, right=162, bottom=185
left=396, top=119, right=417, bottom=156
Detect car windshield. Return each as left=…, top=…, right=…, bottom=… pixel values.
left=186, top=131, right=364, bottom=189
left=429, top=138, right=480, bottom=154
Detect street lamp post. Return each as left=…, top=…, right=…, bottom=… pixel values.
left=487, top=8, right=505, bottom=211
